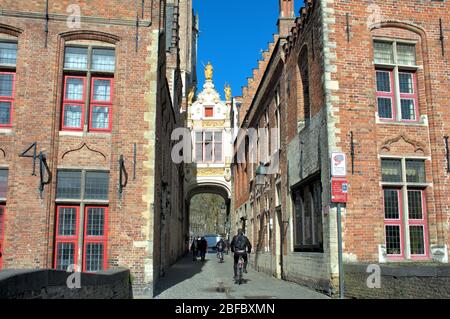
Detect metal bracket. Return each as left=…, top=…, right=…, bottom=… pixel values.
left=38, top=152, right=52, bottom=197
left=44, top=0, right=49, bottom=48
left=350, top=131, right=355, bottom=175
left=440, top=18, right=445, bottom=57
left=133, top=143, right=137, bottom=180
left=135, top=14, right=139, bottom=52
left=119, top=155, right=128, bottom=197
left=346, top=13, right=351, bottom=43
left=445, top=136, right=449, bottom=173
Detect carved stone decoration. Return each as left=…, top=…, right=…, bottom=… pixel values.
left=380, top=133, right=427, bottom=155
left=224, top=168, right=231, bottom=182
left=195, top=120, right=225, bottom=128
left=196, top=168, right=224, bottom=177
left=0, top=148, right=5, bottom=158
left=62, top=142, right=106, bottom=160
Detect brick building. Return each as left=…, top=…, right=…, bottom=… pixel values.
left=233, top=0, right=449, bottom=296
left=0, top=0, right=196, bottom=297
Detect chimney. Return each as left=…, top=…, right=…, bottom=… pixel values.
left=277, top=0, right=295, bottom=37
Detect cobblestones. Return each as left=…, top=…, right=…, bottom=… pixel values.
left=152, top=254, right=329, bottom=299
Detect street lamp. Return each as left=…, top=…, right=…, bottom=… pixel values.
left=255, top=163, right=267, bottom=187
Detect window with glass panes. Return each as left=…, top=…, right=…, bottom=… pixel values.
left=0, top=205, right=5, bottom=270
left=275, top=86, right=281, bottom=152
left=374, top=41, right=419, bottom=122
left=194, top=131, right=223, bottom=163
left=292, top=178, right=323, bottom=252
left=0, top=42, right=17, bottom=127
left=381, top=158, right=428, bottom=259
left=54, top=170, right=109, bottom=271
left=62, top=46, right=115, bottom=132
left=0, top=168, right=8, bottom=270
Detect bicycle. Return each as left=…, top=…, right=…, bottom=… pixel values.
left=217, top=250, right=224, bottom=263
left=236, top=255, right=245, bottom=285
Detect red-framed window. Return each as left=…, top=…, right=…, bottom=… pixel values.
left=61, top=46, right=115, bottom=133
left=398, top=71, right=419, bottom=122
left=0, top=205, right=5, bottom=270
left=0, top=72, right=15, bottom=127
left=406, top=189, right=428, bottom=259
left=374, top=41, right=419, bottom=123
left=54, top=205, right=108, bottom=272
left=61, top=76, right=86, bottom=131
left=83, top=206, right=108, bottom=272
left=89, top=78, right=113, bottom=132
left=194, top=131, right=223, bottom=163
left=375, top=70, right=395, bottom=120
left=54, top=206, right=80, bottom=270
left=383, top=188, right=404, bottom=258
left=204, top=106, right=214, bottom=118
left=381, top=158, right=429, bottom=260
left=54, top=170, right=109, bottom=272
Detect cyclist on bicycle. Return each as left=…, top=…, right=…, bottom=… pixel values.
left=216, top=238, right=226, bottom=262
left=230, top=229, right=252, bottom=280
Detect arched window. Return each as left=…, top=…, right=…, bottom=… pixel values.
left=297, top=47, right=310, bottom=131
left=372, top=25, right=423, bottom=123
left=61, top=38, right=116, bottom=132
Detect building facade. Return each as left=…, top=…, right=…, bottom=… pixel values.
left=185, top=64, right=234, bottom=240
left=233, top=0, right=449, bottom=295
left=0, top=0, right=196, bottom=297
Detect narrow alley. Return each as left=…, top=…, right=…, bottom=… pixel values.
left=153, top=254, right=328, bottom=299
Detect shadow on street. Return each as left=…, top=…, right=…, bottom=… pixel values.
left=154, top=254, right=209, bottom=296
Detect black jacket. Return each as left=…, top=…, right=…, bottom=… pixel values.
left=230, top=234, right=252, bottom=254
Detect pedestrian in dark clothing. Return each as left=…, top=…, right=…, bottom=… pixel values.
left=190, top=237, right=198, bottom=261
left=199, top=237, right=208, bottom=261
left=196, top=237, right=202, bottom=257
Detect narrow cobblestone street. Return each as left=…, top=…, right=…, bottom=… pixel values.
left=153, top=254, right=328, bottom=299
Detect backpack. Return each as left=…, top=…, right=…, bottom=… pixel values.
left=234, top=235, right=246, bottom=251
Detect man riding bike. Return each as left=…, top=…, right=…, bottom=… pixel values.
left=230, top=229, right=252, bottom=281
left=216, top=238, right=226, bottom=263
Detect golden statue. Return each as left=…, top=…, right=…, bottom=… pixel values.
left=204, top=62, right=213, bottom=80
left=187, top=86, right=196, bottom=105
left=224, top=84, right=232, bottom=101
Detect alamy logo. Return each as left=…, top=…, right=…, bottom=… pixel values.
left=66, top=264, right=81, bottom=289
left=367, top=3, right=383, bottom=30
left=366, top=264, right=381, bottom=289
left=67, top=5, right=81, bottom=29
left=171, top=128, right=280, bottom=175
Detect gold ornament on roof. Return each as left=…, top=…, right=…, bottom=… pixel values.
left=224, top=84, right=232, bottom=101
left=188, top=86, right=196, bottom=105
left=204, top=62, right=213, bottom=80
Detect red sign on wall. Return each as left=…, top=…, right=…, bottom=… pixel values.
left=331, top=178, right=348, bottom=203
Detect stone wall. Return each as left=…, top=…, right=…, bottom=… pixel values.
left=0, top=269, right=132, bottom=299
left=344, top=263, right=450, bottom=299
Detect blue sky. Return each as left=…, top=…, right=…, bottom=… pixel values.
left=193, top=0, right=304, bottom=98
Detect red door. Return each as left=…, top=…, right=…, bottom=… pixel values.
left=0, top=206, right=5, bottom=269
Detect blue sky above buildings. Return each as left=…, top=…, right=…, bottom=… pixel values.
left=193, top=0, right=304, bottom=98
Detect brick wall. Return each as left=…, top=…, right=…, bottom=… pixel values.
left=344, top=263, right=450, bottom=299
left=0, top=0, right=185, bottom=297
left=0, top=269, right=132, bottom=299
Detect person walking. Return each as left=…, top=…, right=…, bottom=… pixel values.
left=199, top=237, right=208, bottom=261
left=190, top=236, right=198, bottom=261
